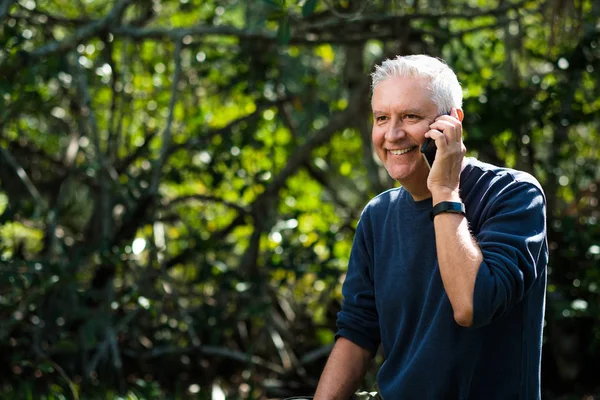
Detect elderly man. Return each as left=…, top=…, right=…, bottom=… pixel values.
left=314, top=55, right=548, bottom=399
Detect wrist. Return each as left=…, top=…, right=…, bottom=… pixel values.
left=430, top=201, right=466, bottom=221
left=431, top=187, right=461, bottom=204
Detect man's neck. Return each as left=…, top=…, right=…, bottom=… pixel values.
left=399, top=163, right=432, bottom=202
left=403, top=182, right=432, bottom=202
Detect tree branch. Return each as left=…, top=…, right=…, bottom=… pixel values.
left=127, top=344, right=286, bottom=375
left=115, top=129, right=158, bottom=174
left=6, top=138, right=101, bottom=193
left=111, top=23, right=430, bottom=45
left=276, top=92, right=361, bottom=213
left=31, top=345, right=80, bottom=400
left=30, top=0, right=132, bottom=59
left=264, top=92, right=364, bottom=198
left=166, top=98, right=288, bottom=157
left=9, top=4, right=92, bottom=26
left=162, top=84, right=367, bottom=270
left=303, top=0, right=530, bottom=31
left=71, top=52, right=116, bottom=246
left=71, top=54, right=100, bottom=154
left=110, top=0, right=531, bottom=45
left=163, top=212, right=246, bottom=271
left=166, top=194, right=249, bottom=215
left=105, top=34, right=121, bottom=163
left=300, top=344, right=334, bottom=365
left=149, top=38, right=183, bottom=195
left=0, top=147, right=47, bottom=211
left=22, top=0, right=535, bottom=62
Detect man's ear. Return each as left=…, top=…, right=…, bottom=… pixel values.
left=456, top=108, right=464, bottom=122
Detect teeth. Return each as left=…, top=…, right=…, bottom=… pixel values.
left=389, top=147, right=415, bottom=155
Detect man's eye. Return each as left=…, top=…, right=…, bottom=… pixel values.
left=404, top=114, right=420, bottom=120
left=376, top=116, right=388, bottom=122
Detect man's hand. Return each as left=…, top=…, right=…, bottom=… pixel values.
left=424, top=108, right=466, bottom=199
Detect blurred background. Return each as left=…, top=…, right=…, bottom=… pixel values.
left=0, top=0, right=599, bottom=399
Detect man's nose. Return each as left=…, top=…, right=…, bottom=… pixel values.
left=385, top=120, right=406, bottom=141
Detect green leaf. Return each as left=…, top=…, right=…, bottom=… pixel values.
left=302, top=0, right=317, bottom=17
left=267, top=8, right=286, bottom=21
left=38, top=361, right=54, bottom=373
left=277, top=16, right=291, bottom=44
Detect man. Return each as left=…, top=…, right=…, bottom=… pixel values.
left=314, top=55, right=548, bottom=399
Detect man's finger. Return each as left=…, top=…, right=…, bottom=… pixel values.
left=426, top=128, right=448, bottom=147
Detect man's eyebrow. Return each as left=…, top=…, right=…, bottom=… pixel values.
left=398, top=108, right=427, bottom=115
left=372, top=108, right=426, bottom=115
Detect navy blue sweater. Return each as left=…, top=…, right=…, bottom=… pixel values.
left=336, top=158, right=548, bottom=399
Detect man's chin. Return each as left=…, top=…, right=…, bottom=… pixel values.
left=387, top=163, right=428, bottom=184
left=386, top=168, right=412, bottom=183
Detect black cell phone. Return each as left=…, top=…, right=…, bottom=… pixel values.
left=420, top=112, right=450, bottom=169
left=420, top=138, right=436, bottom=169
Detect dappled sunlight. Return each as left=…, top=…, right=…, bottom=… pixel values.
left=0, top=0, right=599, bottom=398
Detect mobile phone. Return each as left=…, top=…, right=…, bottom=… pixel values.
left=420, top=138, right=436, bottom=170
left=420, top=112, right=450, bottom=169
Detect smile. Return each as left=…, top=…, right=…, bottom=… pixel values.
left=389, top=146, right=417, bottom=156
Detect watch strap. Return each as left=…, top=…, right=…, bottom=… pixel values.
left=430, top=201, right=465, bottom=221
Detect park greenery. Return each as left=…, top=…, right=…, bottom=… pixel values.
left=0, top=0, right=599, bottom=398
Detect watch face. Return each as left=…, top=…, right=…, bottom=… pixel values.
left=431, top=201, right=465, bottom=220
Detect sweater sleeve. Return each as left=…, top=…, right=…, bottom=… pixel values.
left=471, top=180, right=548, bottom=328
left=335, top=211, right=381, bottom=355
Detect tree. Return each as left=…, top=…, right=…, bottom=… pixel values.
left=0, top=0, right=599, bottom=398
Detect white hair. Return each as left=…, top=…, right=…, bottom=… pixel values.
left=371, top=55, right=463, bottom=113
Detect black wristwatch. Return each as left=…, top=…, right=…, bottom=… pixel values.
left=430, top=201, right=466, bottom=221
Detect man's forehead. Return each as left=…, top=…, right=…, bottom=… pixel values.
left=371, top=78, right=436, bottom=112
left=373, top=75, right=430, bottom=91
left=372, top=77, right=432, bottom=96
left=372, top=106, right=428, bottom=114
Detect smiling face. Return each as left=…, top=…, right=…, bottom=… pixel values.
left=371, top=75, right=439, bottom=187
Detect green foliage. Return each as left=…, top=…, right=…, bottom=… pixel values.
left=0, top=0, right=599, bottom=398
left=302, top=0, right=318, bottom=17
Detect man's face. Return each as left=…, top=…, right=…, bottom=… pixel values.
left=371, top=75, right=439, bottom=183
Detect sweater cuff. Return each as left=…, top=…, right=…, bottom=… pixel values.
left=335, top=329, right=379, bottom=356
